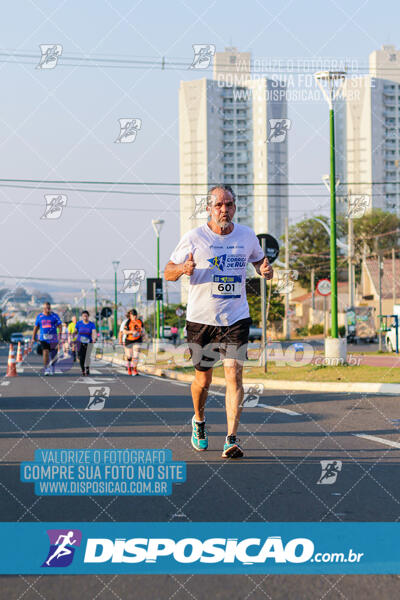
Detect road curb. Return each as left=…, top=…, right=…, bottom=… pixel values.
left=103, top=356, right=400, bottom=395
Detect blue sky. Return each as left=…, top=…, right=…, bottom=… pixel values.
left=0, top=0, right=398, bottom=301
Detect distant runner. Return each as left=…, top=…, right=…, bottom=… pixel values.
left=119, top=309, right=144, bottom=376
left=31, top=302, right=62, bottom=376
left=74, top=310, right=97, bottom=376
left=67, top=315, right=77, bottom=362
left=164, top=184, right=273, bottom=458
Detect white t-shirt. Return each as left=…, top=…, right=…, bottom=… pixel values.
left=169, top=223, right=264, bottom=326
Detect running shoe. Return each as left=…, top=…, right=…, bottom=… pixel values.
left=44, top=368, right=50, bottom=376
left=127, top=367, right=132, bottom=376
left=222, top=435, right=244, bottom=459
left=132, top=368, right=138, bottom=376
left=191, top=416, right=208, bottom=451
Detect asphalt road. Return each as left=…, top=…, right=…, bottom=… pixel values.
left=1, top=344, right=400, bottom=598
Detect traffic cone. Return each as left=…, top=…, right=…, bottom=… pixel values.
left=24, top=343, right=29, bottom=357
left=16, top=342, right=23, bottom=363
left=6, top=344, right=17, bottom=377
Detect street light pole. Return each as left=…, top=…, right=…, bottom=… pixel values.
left=314, top=70, right=346, bottom=342
left=92, top=279, right=98, bottom=331
left=112, top=261, right=120, bottom=339
left=152, top=219, right=164, bottom=340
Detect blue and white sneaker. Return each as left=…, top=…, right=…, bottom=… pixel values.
left=191, top=416, right=208, bottom=451
left=222, top=435, right=244, bottom=459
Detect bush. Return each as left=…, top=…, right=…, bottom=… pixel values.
left=295, top=326, right=309, bottom=337
left=0, top=321, right=29, bottom=342
left=309, top=324, right=323, bottom=335
left=328, top=325, right=346, bottom=337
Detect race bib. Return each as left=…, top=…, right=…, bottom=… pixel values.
left=80, top=336, right=90, bottom=343
left=211, top=275, right=242, bottom=299
left=43, top=333, right=53, bottom=340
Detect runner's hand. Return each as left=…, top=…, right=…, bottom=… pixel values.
left=260, top=258, right=273, bottom=280
left=182, top=252, right=196, bottom=276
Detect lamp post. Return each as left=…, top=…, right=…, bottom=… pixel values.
left=152, top=219, right=164, bottom=340
left=314, top=70, right=345, bottom=339
left=92, top=279, right=98, bottom=331
left=81, top=288, right=87, bottom=310
left=112, top=261, right=120, bottom=339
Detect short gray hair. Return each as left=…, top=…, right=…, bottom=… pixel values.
left=207, top=184, right=236, bottom=206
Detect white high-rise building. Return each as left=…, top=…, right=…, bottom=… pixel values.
left=335, top=45, right=400, bottom=213
left=179, top=46, right=289, bottom=244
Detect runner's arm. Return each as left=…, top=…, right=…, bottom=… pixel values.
left=31, top=325, right=39, bottom=342
left=164, top=260, right=184, bottom=281
left=91, top=328, right=97, bottom=343
left=252, top=257, right=273, bottom=279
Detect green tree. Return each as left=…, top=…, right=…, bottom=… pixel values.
left=247, top=284, right=285, bottom=329
left=288, top=216, right=331, bottom=289
left=352, top=209, right=400, bottom=256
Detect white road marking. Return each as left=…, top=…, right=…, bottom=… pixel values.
left=1, top=381, right=10, bottom=386
left=354, top=433, right=400, bottom=449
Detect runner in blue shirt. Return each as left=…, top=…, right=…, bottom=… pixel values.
left=74, top=310, right=97, bottom=376
left=31, top=302, right=62, bottom=375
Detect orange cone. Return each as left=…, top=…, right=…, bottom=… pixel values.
left=24, top=343, right=29, bottom=357
left=6, top=344, right=17, bottom=377
left=16, top=342, right=23, bottom=363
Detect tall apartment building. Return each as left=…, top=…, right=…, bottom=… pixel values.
left=179, top=46, right=289, bottom=245
left=335, top=45, right=400, bottom=213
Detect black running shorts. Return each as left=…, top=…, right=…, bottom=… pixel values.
left=186, top=317, right=251, bottom=371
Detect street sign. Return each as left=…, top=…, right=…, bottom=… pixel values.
left=316, top=278, right=331, bottom=296
left=147, top=277, right=163, bottom=301
left=101, top=307, right=112, bottom=319
left=175, top=308, right=184, bottom=317
left=256, top=233, right=280, bottom=264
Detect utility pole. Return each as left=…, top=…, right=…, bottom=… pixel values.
left=284, top=216, right=290, bottom=340
left=348, top=213, right=354, bottom=308
left=392, top=248, right=396, bottom=308
left=311, top=267, right=315, bottom=325
left=378, top=253, right=383, bottom=352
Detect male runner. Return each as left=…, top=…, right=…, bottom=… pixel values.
left=31, top=302, right=62, bottom=375
left=118, top=309, right=144, bottom=376
left=74, top=310, right=97, bottom=376
left=164, top=184, right=273, bottom=458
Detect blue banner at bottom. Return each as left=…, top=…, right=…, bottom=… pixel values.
left=0, top=522, right=398, bottom=574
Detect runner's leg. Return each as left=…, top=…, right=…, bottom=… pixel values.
left=42, top=347, right=49, bottom=369
left=191, top=368, right=212, bottom=422
left=223, top=360, right=244, bottom=436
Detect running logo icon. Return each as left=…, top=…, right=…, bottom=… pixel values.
left=115, top=118, right=142, bottom=143
left=317, top=460, right=342, bottom=485
left=36, top=44, right=63, bottom=69
left=190, top=195, right=210, bottom=220
left=275, top=269, right=298, bottom=295
left=190, top=44, right=216, bottom=69
left=120, top=269, right=145, bottom=293
left=267, top=119, right=291, bottom=143
left=42, top=529, right=82, bottom=567
left=347, top=195, right=370, bottom=219
left=41, top=195, right=67, bottom=219
left=86, top=386, right=110, bottom=411
left=207, top=254, right=226, bottom=271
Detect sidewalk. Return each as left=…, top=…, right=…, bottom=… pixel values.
left=102, top=353, right=400, bottom=396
